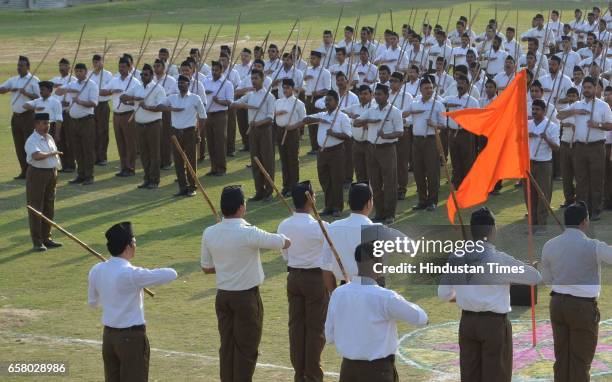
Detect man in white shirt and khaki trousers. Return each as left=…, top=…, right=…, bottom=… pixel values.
left=278, top=181, right=332, bottom=382
left=201, top=185, right=290, bottom=382
left=542, top=202, right=612, bottom=382
left=326, top=241, right=428, bottom=382
left=88, top=222, right=177, bottom=382
left=204, top=61, right=234, bottom=176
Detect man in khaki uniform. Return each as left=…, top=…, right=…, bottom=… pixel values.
left=344, top=85, right=373, bottom=182
left=304, top=51, right=332, bottom=154
left=204, top=61, right=234, bottom=176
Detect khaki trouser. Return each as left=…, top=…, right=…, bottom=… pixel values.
left=412, top=136, right=440, bottom=205
left=317, top=143, right=345, bottom=212
left=227, top=108, right=237, bottom=154
left=237, top=108, right=249, bottom=150
left=396, top=126, right=412, bottom=195
left=250, top=122, right=275, bottom=197
left=94, top=101, right=110, bottom=163
left=137, top=120, right=161, bottom=184
left=102, top=326, right=150, bottom=382
left=344, top=139, right=353, bottom=182
left=277, top=126, right=300, bottom=192
left=26, top=167, right=57, bottom=246
left=449, top=129, right=475, bottom=189
left=59, top=111, right=76, bottom=169
left=605, top=144, right=612, bottom=208
left=523, top=160, right=553, bottom=226
left=550, top=293, right=599, bottom=382
left=216, top=287, right=264, bottom=382
left=339, top=355, right=399, bottom=382
left=206, top=111, right=228, bottom=173
left=352, top=139, right=369, bottom=183
left=160, top=111, right=173, bottom=168
left=70, top=115, right=96, bottom=180
left=11, top=110, right=34, bottom=175
left=113, top=111, right=137, bottom=172
left=367, top=143, right=398, bottom=219
left=560, top=141, right=575, bottom=205
left=306, top=96, right=321, bottom=151
left=459, top=311, right=513, bottom=382
left=172, top=127, right=197, bottom=192
left=573, top=141, right=605, bottom=214
left=287, top=268, right=329, bottom=382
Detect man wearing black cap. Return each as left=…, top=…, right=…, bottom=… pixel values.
left=158, top=47, right=179, bottom=78
left=88, top=222, right=177, bottom=382
left=201, top=185, right=291, bottom=382
left=272, top=52, right=304, bottom=96
left=438, top=207, right=541, bottom=382
left=90, top=54, right=113, bottom=166
left=56, top=63, right=99, bottom=185
left=160, top=75, right=207, bottom=196
left=277, top=181, right=331, bottom=382
left=51, top=58, right=77, bottom=172
left=337, top=25, right=356, bottom=54
left=264, top=43, right=281, bottom=79
left=153, top=58, right=178, bottom=170
left=326, top=241, right=428, bottom=382
left=555, top=35, right=582, bottom=79
left=542, top=201, right=612, bottom=382
left=304, top=50, right=332, bottom=154
left=25, top=113, right=62, bottom=252
left=354, top=83, right=403, bottom=223
left=275, top=78, right=306, bottom=196
left=329, top=47, right=357, bottom=93
left=204, top=60, right=234, bottom=175
left=0, top=55, right=40, bottom=179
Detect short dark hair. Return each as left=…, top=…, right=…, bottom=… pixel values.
left=354, top=241, right=376, bottom=263
left=291, top=181, right=312, bottom=209
left=348, top=182, right=372, bottom=211
left=220, top=185, right=244, bottom=216
left=470, top=207, right=495, bottom=241
left=532, top=98, right=547, bottom=110
left=326, top=89, right=339, bottom=103
left=565, top=201, right=588, bottom=226
left=251, top=69, right=264, bottom=79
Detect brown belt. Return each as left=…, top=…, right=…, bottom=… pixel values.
left=30, top=167, right=55, bottom=172
left=462, top=310, right=507, bottom=318
left=114, top=110, right=133, bottom=116
left=320, top=143, right=343, bottom=152
left=73, top=114, right=94, bottom=121
left=370, top=142, right=395, bottom=148
left=343, top=354, right=395, bottom=364
left=574, top=140, right=605, bottom=146
left=550, top=291, right=596, bottom=302
left=104, top=324, right=146, bottom=332
left=287, top=266, right=322, bottom=273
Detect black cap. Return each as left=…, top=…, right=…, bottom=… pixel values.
left=18, top=55, right=30, bottom=65
left=59, top=58, right=69, bottom=65
left=310, top=50, right=322, bottom=58
left=242, top=47, right=252, bottom=54
left=268, top=44, right=278, bottom=50
left=561, top=36, right=571, bottom=41
left=154, top=58, right=165, bottom=66
left=357, top=84, right=372, bottom=93
left=159, top=48, right=169, bottom=54
left=92, top=54, right=102, bottom=61
left=38, top=80, right=54, bottom=90
left=142, top=63, right=153, bottom=72
left=565, top=201, right=589, bottom=225
left=335, top=47, right=347, bottom=54
left=105, top=222, right=134, bottom=256
left=74, top=63, right=87, bottom=70
left=375, top=83, right=389, bottom=91
left=282, top=78, right=295, bottom=87
left=177, top=75, right=190, bottom=83
left=391, top=71, right=404, bottom=81
left=35, top=113, right=50, bottom=121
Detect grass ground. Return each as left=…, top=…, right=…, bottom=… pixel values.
left=1, top=1, right=612, bottom=381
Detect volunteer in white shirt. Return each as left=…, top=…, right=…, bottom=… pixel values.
left=0, top=55, right=40, bottom=179
left=160, top=75, right=207, bottom=197
left=201, top=185, right=290, bottom=382
left=326, top=241, right=428, bottom=382
left=304, top=50, right=332, bottom=153
left=555, top=36, right=582, bottom=79
left=277, top=181, right=332, bottom=382
left=344, top=85, right=374, bottom=182
left=541, top=202, right=612, bottom=382
left=90, top=54, right=113, bottom=166
left=152, top=58, right=178, bottom=170
left=438, top=207, right=541, bottom=382
left=121, top=64, right=166, bottom=189
left=51, top=58, right=77, bottom=172
left=521, top=13, right=556, bottom=55
left=558, top=88, right=580, bottom=208
left=24, top=113, right=62, bottom=252
left=272, top=52, right=305, bottom=94
left=355, top=46, right=379, bottom=87
left=88, top=222, right=177, bottom=382
left=24, top=81, right=63, bottom=141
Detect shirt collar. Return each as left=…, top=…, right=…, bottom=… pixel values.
left=221, top=217, right=248, bottom=225
left=348, top=213, right=373, bottom=224
left=109, top=256, right=131, bottom=265
left=564, top=227, right=587, bottom=238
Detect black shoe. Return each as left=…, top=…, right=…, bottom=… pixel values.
left=213, top=172, right=226, bottom=177
left=146, top=183, right=159, bottom=189
left=124, top=170, right=135, bottom=177
left=281, top=189, right=291, bottom=197
left=319, top=209, right=332, bottom=216
left=137, top=182, right=150, bottom=189
left=307, top=150, right=317, bottom=155
left=591, top=211, right=602, bottom=221
left=43, top=240, right=62, bottom=248
left=59, top=167, right=75, bottom=173
left=426, top=204, right=437, bottom=211
left=227, top=152, right=236, bottom=157
left=198, top=156, right=206, bottom=163
left=239, top=146, right=250, bottom=152
left=32, top=244, right=47, bottom=252
left=412, top=204, right=427, bottom=211
left=372, top=216, right=383, bottom=223
left=248, top=195, right=264, bottom=202
left=560, top=201, right=573, bottom=208
left=489, top=190, right=500, bottom=196
left=186, top=189, right=197, bottom=197
left=95, top=160, right=108, bottom=166
left=383, top=216, right=395, bottom=224
left=161, top=164, right=173, bottom=170
left=174, top=189, right=188, bottom=197
left=82, top=178, right=94, bottom=185
left=14, top=173, right=25, bottom=180
left=246, top=164, right=252, bottom=168
left=262, top=194, right=273, bottom=202
left=514, top=181, right=523, bottom=188
left=69, top=177, right=85, bottom=184
left=115, top=171, right=126, bottom=177
left=397, top=192, right=406, bottom=201
left=205, top=171, right=217, bottom=176
left=331, top=210, right=342, bottom=218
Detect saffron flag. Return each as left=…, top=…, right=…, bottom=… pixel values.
left=444, top=69, right=530, bottom=223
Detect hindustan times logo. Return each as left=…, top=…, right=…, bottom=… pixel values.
left=372, top=237, right=486, bottom=258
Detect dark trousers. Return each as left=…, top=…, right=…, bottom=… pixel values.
left=605, top=144, right=612, bottom=208
left=250, top=122, right=275, bottom=197
left=137, top=120, right=161, bottom=184
left=160, top=111, right=173, bottom=167
left=573, top=141, right=605, bottom=214
left=237, top=109, right=250, bottom=150
left=198, top=118, right=207, bottom=160
left=206, top=111, right=228, bottom=174
left=227, top=108, right=237, bottom=154
left=287, top=268, right=328, bottom=382
left=560, top=142, right=576, bottom=205
left=343, top=139, right=353, bottom=182
left=172, top=127, right=197, bottom=192
left=459, top=311, right=513, bottom=382
left=26, top=167, right=56, bottom=246
left=102, top=326, right=150, bottom=382
left=317, top=143, right=345, bottom=212
left=396, top=127, right=412, bottom=195
left=449, top=129, right=475, bottom=189
left=216, top=287, right=264, bottom=382
left=412, top=136, right=440, bottom=205
left=550, top=294, right=599, bottom=382
left=11, top=110, right=34, bottom=175
left=306, top=97, right=321, bottom=151
left=94, top=101, right=110, bottom=162
left=339, top=355, right=399, bottom=382
left=278, top=127, right=300, bottom=192
left=59, top=111, right=75, bottom=169
left=367, top=143, right=398, bottom=219
left=113, top=112, right=137, bottom=172
left=70, top=115, right=96, bottom=180
left=352, top=140, right=369, bottom=183
left=524, top=160, right=553, bottom=226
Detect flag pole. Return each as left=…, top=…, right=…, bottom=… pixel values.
left=525, top=172, right=537, bottom=347
left=526, top=171, right=564, bottom=230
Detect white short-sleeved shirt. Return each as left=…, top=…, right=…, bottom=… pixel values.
left=26, top=97, right=62, bottom=122
left=308, top=109, right=352, bottom=148
left=566, top=99, right=612, bottom=142
left=234, top=88, right=275, bottom=123
left=275, top=96, right=306, bottom=127
left=164, top=91, right=207, bottom=129
left=358, top=103, right=403, bottom=144
left=125, top=81, right=166, bottom=124
left=88, top=69, right=113, bottom=102
left=108, top=75, right=141, bottom=113
left=410, top=96, right=446, bottom=136
left=304, top=66, right=332, bottom=97
left=2, top=73, right=40, bottom=113
left=25, top=131, right=59, bottom=168
left=529, top=117, right=560, bottom=161
left=64, top=79, right=99, bottom=119
left=204, top=76, right=234, bottom=113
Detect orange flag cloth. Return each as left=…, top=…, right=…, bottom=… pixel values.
left=444, top=69, right=530, bottom=223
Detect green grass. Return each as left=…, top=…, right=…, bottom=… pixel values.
left=1, top=1, right=612, bottom=381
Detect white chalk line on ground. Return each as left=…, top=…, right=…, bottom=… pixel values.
left=1, top=331, right=340, bottom=378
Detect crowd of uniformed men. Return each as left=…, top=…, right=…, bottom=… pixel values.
left=6, top=4, right=612, bottom=382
